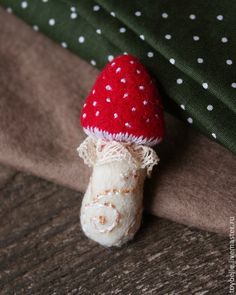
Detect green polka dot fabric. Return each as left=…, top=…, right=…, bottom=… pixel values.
left=1, top=0, right=236, bottom=153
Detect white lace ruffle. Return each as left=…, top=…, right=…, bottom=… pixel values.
left=77, top=136, right=159, bottom=176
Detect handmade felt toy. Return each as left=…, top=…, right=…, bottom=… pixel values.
left=77, top=54, right=164, bottom=247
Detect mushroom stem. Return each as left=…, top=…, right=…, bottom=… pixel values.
left=78, top=137, right=159, bottom=247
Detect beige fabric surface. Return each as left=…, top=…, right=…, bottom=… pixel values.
left=0, top=8, right=235, bottom=235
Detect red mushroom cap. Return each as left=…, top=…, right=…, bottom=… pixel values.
left=80, top=54, right=164, bottom=146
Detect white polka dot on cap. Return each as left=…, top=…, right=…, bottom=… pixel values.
left=106, top=85, right=112, bottom=91
left=169, top=58, right=175, bottom=65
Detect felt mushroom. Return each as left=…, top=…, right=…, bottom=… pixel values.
left=77, top=54, right=164, bottom=247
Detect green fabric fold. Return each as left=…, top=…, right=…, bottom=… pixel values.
left=1, top=0, right=236, bottom=153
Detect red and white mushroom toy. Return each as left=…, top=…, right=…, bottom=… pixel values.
left=77, top=54, right=164, bottom=247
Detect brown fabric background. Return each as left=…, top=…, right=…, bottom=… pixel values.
left=0, top=9, right=235, bottom=235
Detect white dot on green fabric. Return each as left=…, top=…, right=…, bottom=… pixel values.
left=165, top=34, right=172, bottom=40
left=70, top=12, right=77, bottom=19
left=90, top=60, right=96, bottom=66
left=231, top=83, right=236, bottom=88
left=147, top=52, right=154, bottom=58
left=189, top=14, right=196, bottom=20
left=221, top=37, right=228, bottom=43
left=70, top=6, right=76, bottom=12
left=21, top=1, right=28, bottom=9
left=96, top=29, right=102, bottom=34
left=6, top=7, right=13, bottom=13
left=226, top=59, right=233, bottom=65
left=176, top=78, right=183, bottom=84
left=212, top=133, right=216, bottom=139
left=108, top=55, right=114, bottom=62
left=207, top=104, right=213, bottom=111
left=180, top=104, right=185, bottom=110
left=202, top=82, right=208, bottom=89
left=217, top=15, right=223, bottom=21
left=48, top=19, right=55, bottom=26
left=42, top=0, right=48, bottom=2
left=169, top=58, right=175, bottom=65
left=140, top=35, right=145, bottom=40
left=119, top=27, right=126, bottom=33
left=78, top=36, right=85, bottom=43
left=187, top=117, right=193, bottom=124
left=135, top=11, right=142, bottom=16
left=33, top=25, right=39, bottom=31
left=197, top=58, right=204, bottom=63
left=193, top=36, right=200, bottom=41
left=93, top=5, right=100, bottom=11
left=162, top=12, right=168, bottom=18
left=61, top=42, right=67, bottom=48
left=110, top=11, right=116, bottom=17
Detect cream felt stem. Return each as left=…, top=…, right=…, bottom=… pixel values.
left=77, top=137, right=159, bottom=247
